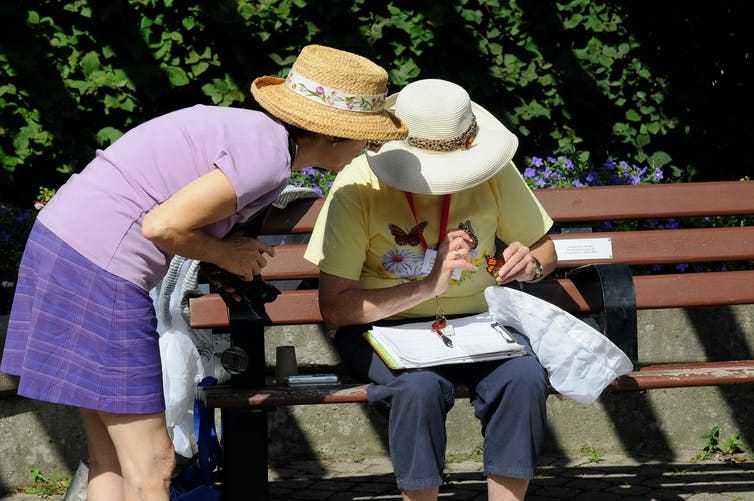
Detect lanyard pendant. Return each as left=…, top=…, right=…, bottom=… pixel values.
left=431, top=314, right=454, bottom=348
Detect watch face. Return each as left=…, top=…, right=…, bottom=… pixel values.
left=531, top=256, right=543, bottom=279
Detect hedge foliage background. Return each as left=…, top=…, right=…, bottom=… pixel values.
left=1, top=0, right=752, bottom=207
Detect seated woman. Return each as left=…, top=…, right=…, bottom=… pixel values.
left=304, top=78, right=557, bottom=501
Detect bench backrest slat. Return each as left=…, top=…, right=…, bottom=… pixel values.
left=193, top=181, right=754, bottom=329
left=535, top=181, right=754, bottom=222
left=258, top=227, right=754, bottom=281
left=552, top=226, right=754, bottom=267
left=634, top=270, right=754, bottom=309
left=189, top=278, right=593, bottom=328
left=260, top=182, right=754, bottom=235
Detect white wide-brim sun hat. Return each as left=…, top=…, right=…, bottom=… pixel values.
left=366, top=79, right=518, bottom=195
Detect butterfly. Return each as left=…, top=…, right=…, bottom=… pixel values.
left=486, top=255, right=505, bottom=276
left=389, top=221, right=428, bottom=246
left=486, top=236, right=509, bottom=276
left=457, top=220, right=478, bottom=249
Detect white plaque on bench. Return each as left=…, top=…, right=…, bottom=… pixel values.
left=554, top=237, right=613, bottom=261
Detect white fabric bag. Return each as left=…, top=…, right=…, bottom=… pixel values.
left=484, top=286, right=633, bottom=404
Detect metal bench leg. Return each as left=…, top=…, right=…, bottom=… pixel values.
left=221, top=408, right=268, bottom=501
left=219, top=302, right=269, bottom=500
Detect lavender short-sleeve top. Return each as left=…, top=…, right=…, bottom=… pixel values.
left=38, top=105, right=291, bottom=290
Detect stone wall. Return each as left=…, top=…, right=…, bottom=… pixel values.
left=1, top=304, right=753, bottom=491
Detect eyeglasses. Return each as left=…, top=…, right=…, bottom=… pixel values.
left=331, top=137, right=384, bottom=153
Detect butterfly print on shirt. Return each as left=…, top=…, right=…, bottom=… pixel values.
left=388, top=221, right=428, bottom=246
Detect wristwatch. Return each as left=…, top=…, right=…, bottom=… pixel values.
left=529, top=256, right=544, bottom=282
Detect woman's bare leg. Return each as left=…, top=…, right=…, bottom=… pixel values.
left=80, top=408, right=123, bottom=501
left=81, top=409, right=175, bottom=501
left=488, top=474, right=529, bottom=500
left=401, top=487, right=439, bottom=500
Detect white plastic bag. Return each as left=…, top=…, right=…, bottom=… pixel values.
left=484, top=286, right=632, bottom=404
left=151, top=257, right=213, bottom=458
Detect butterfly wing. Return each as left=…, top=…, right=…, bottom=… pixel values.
left=458, top=220, right=479, bottom=249
left=389, top=224, right=411, bottom=246
left=486, top=255, right=504, bottom=276
left=407, top=221, right=428, bottom=246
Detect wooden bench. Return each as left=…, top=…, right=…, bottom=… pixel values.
left=189, top=180, right=754, bottom=500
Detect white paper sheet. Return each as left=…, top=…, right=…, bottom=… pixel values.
left=366, top=312, right=525, bottom=369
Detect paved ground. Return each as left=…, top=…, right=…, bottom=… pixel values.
left=2, top=453, right=753, bottom=500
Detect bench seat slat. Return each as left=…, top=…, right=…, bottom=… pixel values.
left=199, top=360, right=754, bottom=408
left=608, top=360, right=754, bottom=391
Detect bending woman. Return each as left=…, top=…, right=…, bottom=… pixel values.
left=0, top=44, right=406, bottom=501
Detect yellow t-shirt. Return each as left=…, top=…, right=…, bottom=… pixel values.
left=303, top=155, right=553, bottom=319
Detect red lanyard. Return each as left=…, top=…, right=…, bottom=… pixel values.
left=405, top=192, right=451, bottom=250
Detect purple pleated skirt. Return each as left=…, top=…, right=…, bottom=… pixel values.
left=0, top=221, right=164, bottom=414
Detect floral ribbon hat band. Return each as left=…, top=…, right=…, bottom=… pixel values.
left=285, top=68, right=386, bottom=113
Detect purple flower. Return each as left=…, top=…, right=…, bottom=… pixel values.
left=531, top=157, right=543, bottom=167
left=316, top=86, right=325, bottom=95
left=524, top=167, right=536, bottom=178
left=676, top=263, right=689, bottom=272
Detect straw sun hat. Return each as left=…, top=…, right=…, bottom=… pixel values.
left=367, top=79, right=519, bottom=195
left=251, top=45, right=407, bottom=141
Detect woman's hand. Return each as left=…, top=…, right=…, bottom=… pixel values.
left=426, top=229, right=478, bottom=296
left=494, top=241, right=534, bottom=284
left=216, top=235, right=275, bottom=281
left=494, top=237, right=556, bottom=285
left=318, top=230, right=477, bottom=330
